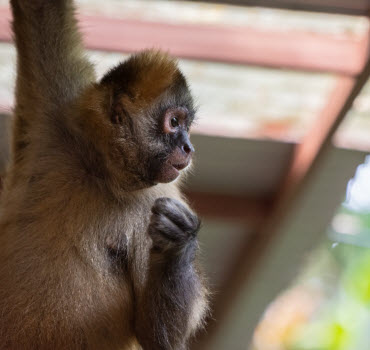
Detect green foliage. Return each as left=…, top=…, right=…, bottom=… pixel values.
left=288, top=210, right=370, bottom=350
left=343, top=251, right=370, bottom=305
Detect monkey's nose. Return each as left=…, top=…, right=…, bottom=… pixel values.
left=182, top=142, right=194, bottom=155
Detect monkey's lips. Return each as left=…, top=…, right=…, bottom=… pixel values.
left=172, top=162, right=188, bottom=171
left=155, top=147, right=192, bottom=183
left=156, top=158, right=191, bottom=183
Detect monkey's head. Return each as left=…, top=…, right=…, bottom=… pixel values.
left=78, top=50, right=196, bottom=192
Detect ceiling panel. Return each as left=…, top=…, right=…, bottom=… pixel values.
left=0, top=43, right=337, bottom=143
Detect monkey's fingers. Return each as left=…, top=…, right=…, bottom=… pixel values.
left=151, top=197, right=199, bottom=236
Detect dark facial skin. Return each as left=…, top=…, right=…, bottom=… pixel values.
left=155, top=107, right=194, bottom=184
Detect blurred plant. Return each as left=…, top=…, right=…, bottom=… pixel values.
left=343, top=251, right=370, bottom=305
left=253, top=156, right=370, bottom=350
left=252, top=285, right=323, bottom=350
left=289, top=298, right=368, bottom=350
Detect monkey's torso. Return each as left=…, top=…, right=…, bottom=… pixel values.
left=0, top=170, right=182, bottom=349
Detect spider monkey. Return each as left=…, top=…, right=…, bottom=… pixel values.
left=0, top=1, right=208, bottom=349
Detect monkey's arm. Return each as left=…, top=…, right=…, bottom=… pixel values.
left=135, top=198, right=208, bottom=350
left=10, top=0, right=95, bottom=157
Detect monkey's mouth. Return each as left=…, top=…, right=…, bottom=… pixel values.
left=155, top=159, right=191, bottom=184
left=155, top=147, right=192, bottom=184
left=172, top=162, right=189, bottom=171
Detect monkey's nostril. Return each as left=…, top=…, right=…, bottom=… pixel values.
left=183, top=142, right=194, bottom=155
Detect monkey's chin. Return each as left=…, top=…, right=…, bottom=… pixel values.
left=155, top=163, right=181, bottom=183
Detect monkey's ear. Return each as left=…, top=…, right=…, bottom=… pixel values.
left=112, top=114, right=123, bottom=125
left=111, top=102, right=127, bottom=125
left=100, top=84, right=125, bottom=126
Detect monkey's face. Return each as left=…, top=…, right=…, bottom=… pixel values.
left=104, top=88, right=196, bottom=190
left=151, top=106, right=194, bottom=184
left=122, top=99, right=196, bottom=188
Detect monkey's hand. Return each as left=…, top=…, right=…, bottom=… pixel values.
left=136, top=198, right=204, bottom=349
left=149, top=197, right=200, bottom=257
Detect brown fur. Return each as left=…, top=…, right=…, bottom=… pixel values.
left=0, top=1, right=207, bottom=349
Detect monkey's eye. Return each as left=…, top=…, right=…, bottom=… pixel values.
left=171, top=117, right=179, bottom=128
left=163, top=109, right=186, bottom=134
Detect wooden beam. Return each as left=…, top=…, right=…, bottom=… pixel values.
left=283, top=76, right=355, bottom=189
left=185, top=191, right=271, bottom=225
left=194, top=35, right=370, bottom=350
left=187, top=0, right=370, bottom=16
left=0, top=7, right=368, bottom=74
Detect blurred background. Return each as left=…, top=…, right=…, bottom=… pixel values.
left=1, top=1, right=370, bottom=349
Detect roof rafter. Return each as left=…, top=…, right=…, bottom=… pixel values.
left=0, top=6, right=368, bottom=74
left=186, top=0, right=370, bottom=16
